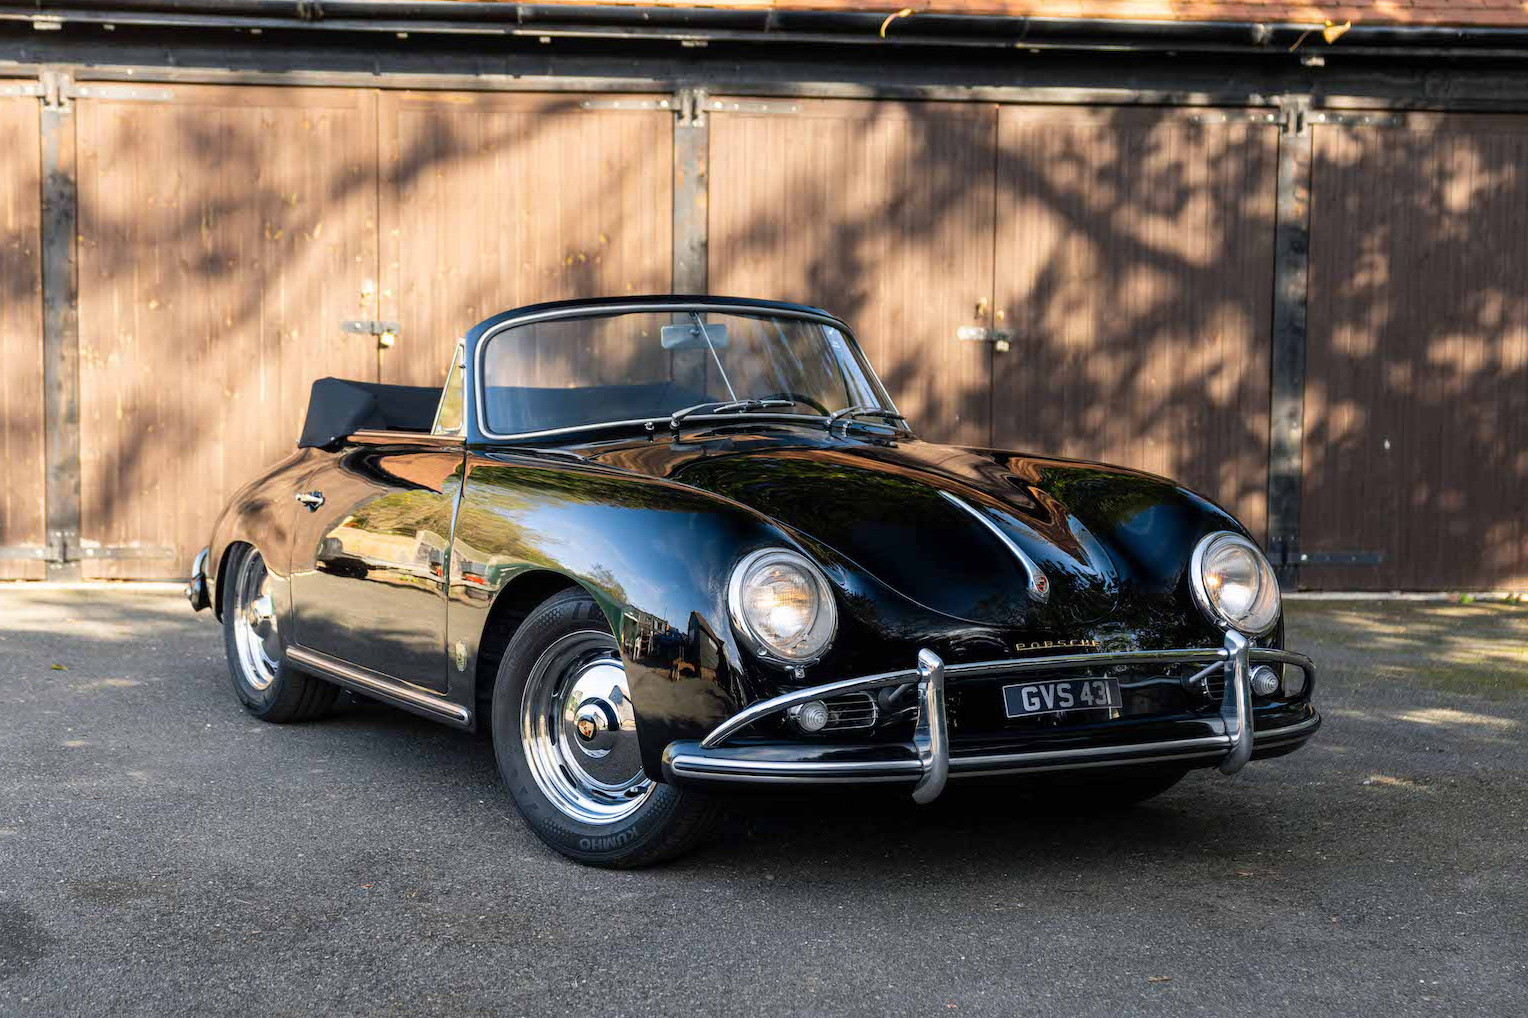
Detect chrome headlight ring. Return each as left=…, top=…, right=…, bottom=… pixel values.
left=726, top=548, right=839, bottom=667
left=1189, top=531, right=1282, bottom=637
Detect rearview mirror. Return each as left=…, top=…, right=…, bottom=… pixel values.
left=661, top=322, right=730, bottom=351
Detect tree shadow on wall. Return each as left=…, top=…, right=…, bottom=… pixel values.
left=4, top=93, right=1523, bottom=589
left=40, top=92, right=645, bottom=575
left=708, top=103, right=1526, bottom=590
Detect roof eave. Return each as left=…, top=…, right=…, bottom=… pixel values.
left=13, top=2, right=1528, bottom=58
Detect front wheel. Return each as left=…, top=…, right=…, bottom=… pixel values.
left=221, top=544, right=338, bottom=723
left=491, top=588, right=723, bottom=867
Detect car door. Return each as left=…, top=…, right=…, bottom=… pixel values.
left=288, top=356, right=467, bottom=691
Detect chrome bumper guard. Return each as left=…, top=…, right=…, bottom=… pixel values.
left=185, top=547, right=211, bottom=612
left=664, top=632, right=1318, bottom=803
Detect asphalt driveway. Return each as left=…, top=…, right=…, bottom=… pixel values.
left=1, top=586, right=1525, bottom=1017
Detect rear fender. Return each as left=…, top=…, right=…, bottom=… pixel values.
left=205, top=448, right=317, bottom=625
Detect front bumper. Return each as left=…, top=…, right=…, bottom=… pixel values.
left=662, top=631, right=1319, bottom=802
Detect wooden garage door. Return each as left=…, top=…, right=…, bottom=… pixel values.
left=707, top=99, right=996, bottom=446
left=380, top=92, right=673, bottom=388
left=994, top=107, right=1278, bottom=540
left=1304, top=115, right=1528, bottom=590
left=0, top=96, right=45, bottom=580
left=76, top=86, right=380, bottom=578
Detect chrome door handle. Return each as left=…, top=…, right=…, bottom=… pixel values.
left=295, top=491, right=325, bottom=511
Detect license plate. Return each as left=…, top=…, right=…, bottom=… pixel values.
left=1002, top=677, right=1121, bottom=719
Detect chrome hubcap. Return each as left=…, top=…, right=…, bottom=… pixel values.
left=232, top=552, right=280, bottom=691
left=520, top=630, right=653, bottom=825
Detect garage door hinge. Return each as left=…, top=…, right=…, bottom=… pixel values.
left=0, top=78, right=44, bottom=99
left=672, top=87, right=707, bottom=127
left=0, top=531, right=175, bottom=562
left=1275, top=95, right=1310, bottom=135
left=579, top=97, right=677, bottom=113
left=36, top=71, right=175, bottom=110
left=1305, top=110, right=1405, bottom=129
left=703, top=96, right=801, bottom=120
left=39, top=70, right=72, bottom=111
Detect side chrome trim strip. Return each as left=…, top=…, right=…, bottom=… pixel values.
left=938, top=490, right=1049, bottom=602
left=286, top=645, right=470, bottom=726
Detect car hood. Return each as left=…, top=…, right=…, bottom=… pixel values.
left=581, top=428, right=1130, bottom=628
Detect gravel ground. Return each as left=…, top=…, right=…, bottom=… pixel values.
left=1, top=586, right=1525, bottom=1017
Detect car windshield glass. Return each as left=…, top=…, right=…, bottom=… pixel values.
left=479, top=309, right=894, bottom=436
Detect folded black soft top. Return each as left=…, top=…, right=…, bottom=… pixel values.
left=298, top=378, right=441, bottom=449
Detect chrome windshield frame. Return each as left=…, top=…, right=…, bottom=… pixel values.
left=469, top=300, right=900, bottom=442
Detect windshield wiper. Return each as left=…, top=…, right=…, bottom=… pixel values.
left=669, top=398, right=797, bottom=431
left=826, top=405, right=907, bottom=430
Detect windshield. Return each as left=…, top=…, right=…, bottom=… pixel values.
left=478, top=309, right=895, bottom=436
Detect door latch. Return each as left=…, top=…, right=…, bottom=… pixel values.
left=341, top=320, right=400, bottom=349
left=956, top=326, right=1013, bottom=352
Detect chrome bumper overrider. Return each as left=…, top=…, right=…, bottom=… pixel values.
left=185, top=547, right=211, bottom=613
left=662, top=632, right=1318, bottom=802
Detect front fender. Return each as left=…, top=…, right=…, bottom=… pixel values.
left=450, top=451, right=808, bottom=779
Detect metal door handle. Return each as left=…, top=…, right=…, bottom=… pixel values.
left=955, top=326, right=1012, bottom=353
left=955, top=326, right=1013, bottom=343
left=295, top=492, right=325, bottom=510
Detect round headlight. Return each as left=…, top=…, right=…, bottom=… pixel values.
left=1190, top=531, right=1281, bottom=636
left=727, top=548, right=838, bottom=665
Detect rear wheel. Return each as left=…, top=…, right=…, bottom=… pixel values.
left=491, top=588, right=723, bottom=867
left=221, top=544, right=338, bottom=723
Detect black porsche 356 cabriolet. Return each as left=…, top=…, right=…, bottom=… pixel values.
left=187, top=295, right=1318, bottom=866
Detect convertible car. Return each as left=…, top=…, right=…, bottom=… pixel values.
left=187, top=295, right=1318, bottom=866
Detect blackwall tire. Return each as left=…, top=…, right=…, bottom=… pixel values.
left=221, top=544, right=339, bottom=724
left=491, top=588, right=723, bottom=868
